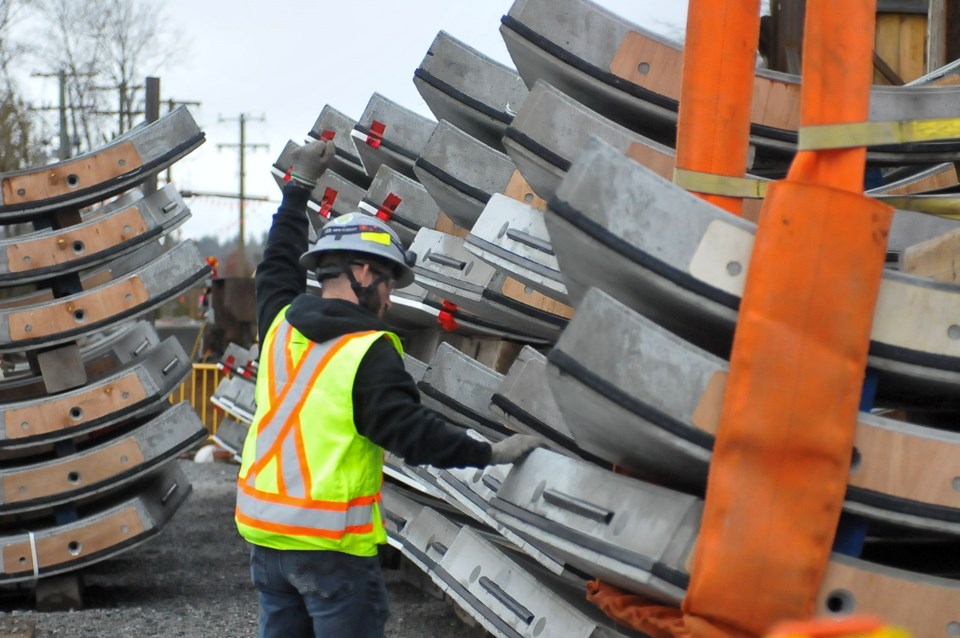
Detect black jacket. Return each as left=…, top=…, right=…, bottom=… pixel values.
left=254, top=183, right=492, bottom=469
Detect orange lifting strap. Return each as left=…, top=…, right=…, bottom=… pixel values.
left=589, top=1, right=893, bottom=636
left=674, top=0, right=760, bottom=216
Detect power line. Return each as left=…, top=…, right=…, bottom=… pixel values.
left=218, top=113, right=268, bottom=276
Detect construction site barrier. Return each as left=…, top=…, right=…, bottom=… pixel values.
left=169, top=363, right=224, bottom=436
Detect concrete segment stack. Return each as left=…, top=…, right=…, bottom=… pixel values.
left=258, top=1, right=960, bottom=633
left=0, top=107, right=209, bottom=607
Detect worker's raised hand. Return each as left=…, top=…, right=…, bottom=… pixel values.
left=289, top=139, right=336, bottom=189
left=489, top=434, right=546, bottom=465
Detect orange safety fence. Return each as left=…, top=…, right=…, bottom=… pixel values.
left=168, top=363, right=224, bottom=436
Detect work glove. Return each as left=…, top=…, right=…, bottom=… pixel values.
left=289, top=139, right=336, bottom=189
left=489, top=434, right=545, bottom=465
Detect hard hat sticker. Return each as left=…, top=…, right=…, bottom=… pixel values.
left=360, top=231, right=392, bottom=245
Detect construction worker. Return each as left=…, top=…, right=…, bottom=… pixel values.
left=235, top=138, right=543, bottom=638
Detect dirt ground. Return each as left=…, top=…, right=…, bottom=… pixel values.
left=0, top=459, right=488, bottom=638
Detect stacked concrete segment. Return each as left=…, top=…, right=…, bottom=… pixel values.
left=0, top=107, right=209, bottom=606
left=257, top=2, right=960, bottom=632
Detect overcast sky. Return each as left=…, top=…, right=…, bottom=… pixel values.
left=25, top=1, right=688, bottom=244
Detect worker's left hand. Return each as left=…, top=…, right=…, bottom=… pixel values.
left=289, top=139, right=336, bottom=189
left=489, top=434, right=546, bottom=465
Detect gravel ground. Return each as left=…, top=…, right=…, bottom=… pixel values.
left=0, top=459, right=488, bottom=638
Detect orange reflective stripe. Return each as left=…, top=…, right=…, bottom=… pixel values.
left=247, top=331, right=378, bottom=483
left=238, top=480, right=380, bottom=510
left=236, top=509, right=374, bottom=539
left=257, top=331, right=311, bottom=437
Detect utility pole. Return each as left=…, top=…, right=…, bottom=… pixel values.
left=164, top=97, right=202, bottom=186
left=218, top=113, right=268, bottom=276
left=31, top=70, right=92, bottom=160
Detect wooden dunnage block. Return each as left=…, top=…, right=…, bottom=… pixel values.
left=413, top=121, right=517, bottom=230
left=0, top=336, right=190, bottom=449
left=0, top=462, right=190, bottom=584
left=0, top=107, right=203, bottom=222
left=307, top=104, right=370, bottom=188
left=414, top=30, right=528, bottom=152
left=350, top=93, right=436, bottom=180
left=546, top=137, right=960, bottom=406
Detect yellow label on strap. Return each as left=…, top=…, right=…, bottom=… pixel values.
left=799, top=117, right=960, bottom=150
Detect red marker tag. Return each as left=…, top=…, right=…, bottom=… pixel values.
left=366, top=120, right=386, bottom=148
left=438, top=300, right=460, bottom=331
left=376, top=193, right=402, bottom=221
left=320, top=129, right=336, bottom=141
left=319, top=187, right=338, bottom=219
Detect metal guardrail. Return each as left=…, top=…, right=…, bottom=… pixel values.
left=169, top=363, right=224, bottom=435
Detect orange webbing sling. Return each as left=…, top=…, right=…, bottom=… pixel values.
left=673, top=0, right=760, bottom=217
left=589, top=1, right=893, bottom=636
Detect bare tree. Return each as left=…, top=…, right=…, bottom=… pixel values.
left=0, top=0, right=43, bottom=171
left=34, top=0, right=183, bottom=152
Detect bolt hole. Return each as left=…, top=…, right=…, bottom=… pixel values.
left=952, top=477, right=960, bottom=492
left=24, top=324, right=32, bottom=333
left=16, top=188, right=25, bottom=196
left=524, top=193, right=534, bottom=202
left=67, top=541, right=81, bottom=556
left=65, top=173, right=80, bottom=188
left=850, top=447, right=862, bottom=472
left=824, top=589, right=855, bottom=615
left=949, top=325, right=960, bottom=341
left=71, top=240, right=84, bottom=254
left=118, top=159, right=127, bottom=167
left=67, top=471, right=80, bottom=484
left=726, top=261, right=743, bottom=276
left=638, top=62, right=651, bottom=74
left=69, top=406, right=83, bottom=420
left=22, top=256, right=31, bottom=264
left=18, top=557, right=26, bottom=565
left=73, top=309, right=86, bottom=323
left=947, top=621, right=960, bottom=636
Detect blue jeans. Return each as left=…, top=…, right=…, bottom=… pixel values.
left=249, top=545, right=389, bottom=638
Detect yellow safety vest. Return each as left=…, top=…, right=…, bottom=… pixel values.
left=235, top=306, right=403, bottom=556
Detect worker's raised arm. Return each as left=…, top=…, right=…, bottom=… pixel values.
left=254, top=140, right=335, bottom=342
